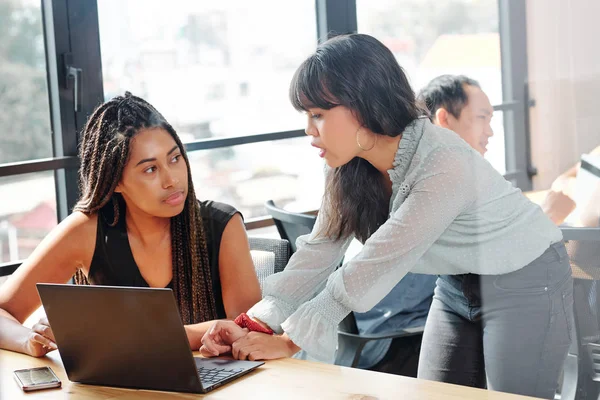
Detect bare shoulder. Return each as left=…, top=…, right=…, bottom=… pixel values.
left=219, top=213, right=252, bottom=263
left=18, top=210, right=98, bottom=273
left=63, top=211, right=97, bottom=237
left=221, top=213, right=246, bottom=239
left=56, top=211, right=98, bottom=262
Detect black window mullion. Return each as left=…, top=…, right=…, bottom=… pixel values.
left=43, top=0, right=104, bottom=221
left=184, top=130, right=305, bottom=152
left=66, top=0, right=105, bottom=131
left=0, top=156, right=79, bottom=177
left=63, top=0, right=104, bottom=215
left=498, top=0, right=534, bottom=190
left=316, top=0, right=357, bottom=43
left=43, top=0, right=78, bottom=222
left=492, top=101, right=519, bottom=112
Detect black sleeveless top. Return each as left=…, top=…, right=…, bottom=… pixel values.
left=88, top=199, right=240, bottom=319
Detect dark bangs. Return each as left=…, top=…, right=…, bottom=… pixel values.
left=289, top=56, right=340, bottom=112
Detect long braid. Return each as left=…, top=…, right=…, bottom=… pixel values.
left=73, top=92, right=217, bottom=323
left=168, top=129, right=217, bottom=323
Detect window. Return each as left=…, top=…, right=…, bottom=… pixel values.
left=0, top=172, right=57, bottom=264
left=0, top=1, right=56, bottom=281
left=189, top=137, right=324, bottom=219
left=357, top=0, right=505, bottom=173
left=97, top=0, right=320, bottom=219
left=0, top=0, right=53, bottom=164
left=98, top=0, right=317, bottom=140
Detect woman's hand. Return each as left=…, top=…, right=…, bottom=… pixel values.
left=200, top=320, right=248, bottom=357
left=23, top=317, right=57, bottom=357
left=232, top=333, right=300, bottom=361
left=542, top=190, right=576, bottom=225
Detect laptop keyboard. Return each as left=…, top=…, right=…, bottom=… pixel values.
left=197, top=366, right=245, bottom=386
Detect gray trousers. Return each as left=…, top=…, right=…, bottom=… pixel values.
left=418, top=242, right=574, bottom=399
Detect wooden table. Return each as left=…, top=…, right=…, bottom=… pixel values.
left=0, top=350, right=540, bottom=399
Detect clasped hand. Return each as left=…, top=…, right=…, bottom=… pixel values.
left=200, top=320, right=298, bottom=361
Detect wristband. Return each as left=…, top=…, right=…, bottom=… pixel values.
left=234, top=313, right=274, bottom=335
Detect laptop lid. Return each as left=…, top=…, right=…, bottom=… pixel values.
left=37, top=284, right=213, bottom=393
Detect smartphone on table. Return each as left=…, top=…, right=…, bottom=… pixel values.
left=13, top=366, right=61, bottom=392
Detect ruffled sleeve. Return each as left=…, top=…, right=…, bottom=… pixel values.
left=280, top=286, right=350, bottom=361
left=247, top=211, right=353, bottom=333
left=246, top=295, right=296, bottom=335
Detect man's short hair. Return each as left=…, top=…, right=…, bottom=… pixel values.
left=417, top=75, right=481, bottom=120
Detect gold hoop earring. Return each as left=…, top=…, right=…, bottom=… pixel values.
left=356, top=127, right=377, bottom=151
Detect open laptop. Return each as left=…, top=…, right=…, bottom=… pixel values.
left=36, top=284, right=264, bottom=393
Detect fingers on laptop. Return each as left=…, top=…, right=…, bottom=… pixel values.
left=201, top=331, right=231, bottom=356
left=200, top=334, right=220, bottom=356
left=38, top=317, right=56, bottom=341
left=32, top=321, right=54, bottom=339
left=30, top=332, right=58, bottom=350
left=31, top=319, right=57, bottom=349
left=200, top=344, right=230, bottom=357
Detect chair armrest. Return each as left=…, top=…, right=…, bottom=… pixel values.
left=337, top=326, right=424, bottom=342
left=561, top=227, right=600, bottom=242
left=334, top=326, right=425, bottom=368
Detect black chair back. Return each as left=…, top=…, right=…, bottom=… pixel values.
left=559, top=227, right=600, bottom=400
left=264, top=200, right=317, bottom=253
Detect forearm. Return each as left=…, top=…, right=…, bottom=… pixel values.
left=281, top=333, right=301, bottom=356
left=542, top=201, right=569, bottom=225
left=0, top=314, right=29, bottom=354
left=540, top=190, right=576, bottom=225
left=248, top=238, right=351, bottom=332
left=184, top=319, right=226, bottom=350
left=0, top=307, right=19, bottom=322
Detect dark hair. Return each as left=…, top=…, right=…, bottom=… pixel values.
left=73, top=92, right=216, bottom=324
left=289, top=34, right=422, bottom=243
left=417, top=74, right=481, bottom=120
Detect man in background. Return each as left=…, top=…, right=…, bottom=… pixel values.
left=418, top=74, right=580, bottom=224
left=418, top=74, right=494, bottom=156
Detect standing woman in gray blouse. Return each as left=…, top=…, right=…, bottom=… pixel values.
left=201, top=34, right=573, bottom=399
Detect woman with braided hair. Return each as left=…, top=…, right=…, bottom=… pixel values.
left=0, top=92, right=261, bottom=357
